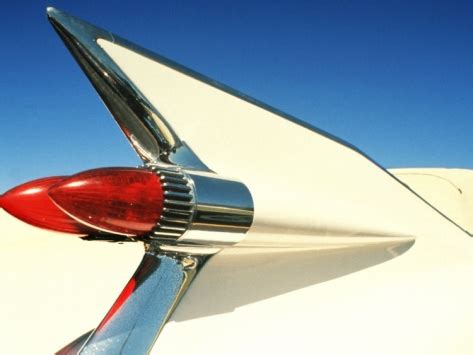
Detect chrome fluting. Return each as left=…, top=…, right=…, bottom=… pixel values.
left=149, top=167, right=194, bottom=241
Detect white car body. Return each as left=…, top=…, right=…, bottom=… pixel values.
left=1, top=8, right=472, bottom=355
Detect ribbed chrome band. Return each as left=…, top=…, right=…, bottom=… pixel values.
left=148, top=166, right=195, bottom=242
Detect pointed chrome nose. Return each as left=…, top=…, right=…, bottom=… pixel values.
left=46, top=7, right=87, bottom=39
left=45, top=6, right=180, bottom=165
left=46, top=7, right=90, bottom=36
left=46, top=6, right=58, bottom=18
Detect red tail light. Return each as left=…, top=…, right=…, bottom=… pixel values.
left=1, top=176, right=89, bottom=234
left=49, top=168, right=164, bottom=236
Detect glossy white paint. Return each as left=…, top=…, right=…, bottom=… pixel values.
left=90, top=40, right=473, bottom=354
left=154, top=178, right=473, bottom=354
left=393, top=168, right=473, bottom=234
left=0, top=210, right=143, bottom=354
left=2, top=206, right=471, bottom=354
left=1, top=27, right=472, bottom=355
left=98, top=39, right=468, bottom=250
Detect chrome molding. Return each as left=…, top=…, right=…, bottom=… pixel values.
left=68, top=246, right=210, bottom=355
left=47, top=8, right=254, bottom=354
left=187, top=171, right=254, bottom=234
left=47, top=7, right=209, bottom=171
left=47, top=8, right=369, bottom=164
left=150, top=166, right=195, bottom=241
left=147, top=166, right=254, bottom=247
left=47, top=7, right=255, bottom=247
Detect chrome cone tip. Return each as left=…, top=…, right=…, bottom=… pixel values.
left=46, top=6, right=56, bottom=15
left=46, top=6, right=65, bottom=23
left=46, top=7, right=80, bottom=40
left=43, top=6, right=207, bottom=169
left=43, top=6, right=168, bottom=166
left=46, top=6, right=97, bottom=38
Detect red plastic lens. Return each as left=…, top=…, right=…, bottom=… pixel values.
left=49, top=168, right=164, bottom=236
left=1, top=176, right=90, bottom=234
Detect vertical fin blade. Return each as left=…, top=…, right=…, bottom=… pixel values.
left=47, top=7, right=207, bottom=170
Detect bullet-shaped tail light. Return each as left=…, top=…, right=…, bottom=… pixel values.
left=1, top=166, right=252, bottom=244
left=48, top=168, right=164, bottom=236
left=1, top=176, right=90, bottom=234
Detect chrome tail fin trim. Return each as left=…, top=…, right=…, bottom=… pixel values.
left=58, top=247, right=211, bottom=354
left=46, top=7, right=209, bottom=171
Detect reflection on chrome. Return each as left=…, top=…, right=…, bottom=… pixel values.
left=66, top=248, right=210, bottom=354
left=47, top=7, right=209, bottom=171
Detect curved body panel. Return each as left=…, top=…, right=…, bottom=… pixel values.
left=1, top=8, right=472, bottom=355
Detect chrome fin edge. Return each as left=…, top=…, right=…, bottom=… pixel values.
left=46, top=7, right=209, bottom=171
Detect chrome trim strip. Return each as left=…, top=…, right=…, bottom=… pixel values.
left=47, top=7, right=473, bottom=243
left=46, top=7, right=373, bottom=164
left=47, top=8, right=254, bottom=247
left=46, top=7, right=391, bottom=175
left=46, top=7, right=209, bottom=171
left=74, top=247, right=211, bottom=354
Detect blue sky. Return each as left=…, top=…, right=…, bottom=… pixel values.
left=0, top=1, right=472, bottom=192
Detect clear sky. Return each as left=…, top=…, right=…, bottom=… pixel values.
left=0, top=1, right=472, bottom=192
